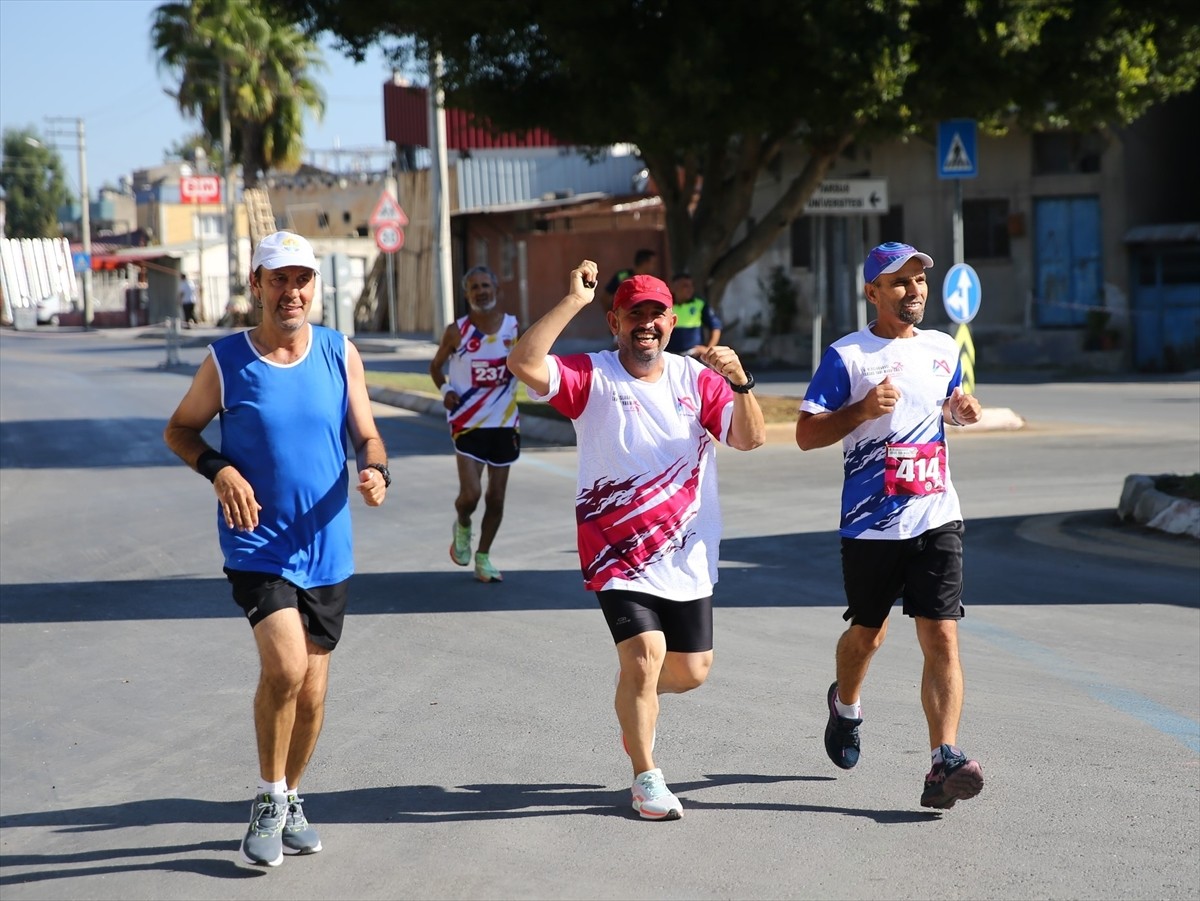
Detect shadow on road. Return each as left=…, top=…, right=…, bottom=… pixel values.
left=2, top=509, right=1194, bottom=627
left=0, top=770, right=928, bottom=887
left=0, top=412, right=455, bottom=469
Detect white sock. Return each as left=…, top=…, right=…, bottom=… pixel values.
left=834, top=694, right=861, bottom=720
left=259, top=778, right=287, bottom=797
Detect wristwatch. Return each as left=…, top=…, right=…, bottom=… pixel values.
left=729, top=372, right=756, bottom=394
left=366, top=463, right=391, bottom=488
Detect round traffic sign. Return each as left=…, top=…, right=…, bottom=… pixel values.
left=942, top=263, right=982, bottom=324
left=375, top=225, right=404, bottom=253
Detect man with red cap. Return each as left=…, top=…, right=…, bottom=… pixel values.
left=507, top=261, right=765, bottom=821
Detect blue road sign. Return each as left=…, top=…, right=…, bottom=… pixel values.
left=72, top=251, right=91, bottom=273
left=937, top=119, right=978, bottom=179
left=943, top=263, right=982, bottom=324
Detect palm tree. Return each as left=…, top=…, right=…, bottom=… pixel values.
left=152, top=0, right=325, bottom=188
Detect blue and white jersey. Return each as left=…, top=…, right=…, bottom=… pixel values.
left=209, top=324, right=354, bottom=586
left=801, top=325, right=964, bottom=539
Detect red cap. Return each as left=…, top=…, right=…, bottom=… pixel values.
left=612, top=274, right=674, bottom=312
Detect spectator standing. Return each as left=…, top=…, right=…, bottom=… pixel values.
left=665, top=271, right=722, bottom=357
left=178, top=272, right=199, bottom=327
left=603, top=248, right=658, bottom=311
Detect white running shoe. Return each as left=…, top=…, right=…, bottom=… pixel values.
left=631, top=768, right=683, bottom=821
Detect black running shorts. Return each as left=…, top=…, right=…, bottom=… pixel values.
left=224, top=568, right=348, bottom=650
left=596, top=589, right=714, bottom=652
left=453, top=427, right=520, bottom=466
left=839, top=520, right=965, bottom=628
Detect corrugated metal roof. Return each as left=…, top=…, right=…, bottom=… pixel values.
left=1124, top=223, right=1200, bottom=243
left=384, top=83, right=567, bottom=150
left=455, top=152, right=645, bottom=212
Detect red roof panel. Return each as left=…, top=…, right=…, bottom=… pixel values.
left=383, top=83, right=566, bottom=151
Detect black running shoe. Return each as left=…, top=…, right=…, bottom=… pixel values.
left=824, top=681, right=862, bottom=770
left=920, top=744, right=984, bottom=809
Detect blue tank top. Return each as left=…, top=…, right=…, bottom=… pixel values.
left=210, top=325, right=354, bottom=587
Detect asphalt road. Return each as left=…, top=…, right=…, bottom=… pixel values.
left=1, top=328, right=1197, bottom=901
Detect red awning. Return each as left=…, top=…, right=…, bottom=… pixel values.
left=90, top=251, right=164, bottom=272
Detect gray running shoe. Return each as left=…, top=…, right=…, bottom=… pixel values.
left=282, top=793, right=322, bottom=855
left=824, top=681, right=862, bottom=770
left=240, top=791, right=286, bottom=867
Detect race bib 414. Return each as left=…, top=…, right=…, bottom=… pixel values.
left=884, top=442, right=946, bottom=496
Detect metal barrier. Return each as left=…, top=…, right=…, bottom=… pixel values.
left=162, top=317, right=182, bottom=368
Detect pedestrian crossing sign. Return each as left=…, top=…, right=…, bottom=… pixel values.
left=937, top=120, right=978, bottom=179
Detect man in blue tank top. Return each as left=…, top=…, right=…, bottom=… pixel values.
left=164, top=231, right=391, bottom=867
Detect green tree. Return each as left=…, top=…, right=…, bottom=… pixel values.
left=272, top=0, right=1200, bottom=304
left=165, top=131, right=225, bottom=173
left=0, top=128, right=72, bottom=239
left=153, top=0, right=326, bottom=188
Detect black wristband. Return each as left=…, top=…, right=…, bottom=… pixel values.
left=729, top=372, right=755, bottom=394
left=196, top=449, right=233, bottom=482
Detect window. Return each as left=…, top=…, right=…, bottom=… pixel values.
left=194, top=212, right=224, bottom=240
left=790, top=217, right=811, bottom=268
left=1033, top=132, right=1104, bottom=175
left=964, top=199, right=1011, bottom=259
left=879, top=206, right=904, bottom=245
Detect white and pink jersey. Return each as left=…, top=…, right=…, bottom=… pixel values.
left=530, top=351, right=736, bottom=599
left=445, top=313, right=520, bottom=439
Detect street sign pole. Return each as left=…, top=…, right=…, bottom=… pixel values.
left=953, top=180, right=964, bottom=265
left=943, top=261, right=982, bottom=394
left=370, top=191, right=408, bottom=335
left=938, top=120, right=978, bottom=265
left=387, top=252, right=396, bottom=336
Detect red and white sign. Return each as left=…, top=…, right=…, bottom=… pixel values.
left=180, top=175, right=221, bottom=204
left=375, top=224, right=404, bottom=253
left=369, top=189, right=408, bottom=227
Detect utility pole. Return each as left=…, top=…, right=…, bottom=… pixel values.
left=219, top=58, right=239, bottom=305
left=428, top=51, right=454, bottom=337
left=194, top=147, right=207, bottom=320
left=48, top=117, right=93, bottom=328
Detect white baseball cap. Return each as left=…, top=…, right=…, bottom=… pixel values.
left=251, top=231, right=318, bottom=272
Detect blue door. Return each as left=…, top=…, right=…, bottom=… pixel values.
left=1131, top=246, right=1200, bottom=371
left=1034, top=197, right=1102, bottom=326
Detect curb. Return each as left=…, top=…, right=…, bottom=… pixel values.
left=367, top=386, right=577, bottom=445
left=962, top=406, right=1025, bottom=431
left=362, top=389, right=1195, bottom=543
left=1118, top=475, right=1200, bottom=539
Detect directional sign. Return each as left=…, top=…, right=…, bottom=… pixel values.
left=375, top=224, right=404, bottom=253
left=943, top=262, right=982, bottom=324
left=369, top=189, right=408, bottom=227
left=180, top=175, right=222, bottom=203
left=804, top=178, right=889, bottom=216
left=938, top=120, right=978, bottom=179
left=954, top=323, right=976, bottom=394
